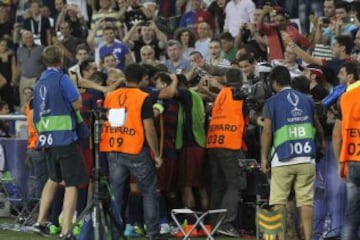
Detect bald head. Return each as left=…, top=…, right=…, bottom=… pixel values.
left=197, top=22, right=210, bottom=39
left=22, top=31, right=34, bottom=47
left=140, top=45, right=156, bottom=64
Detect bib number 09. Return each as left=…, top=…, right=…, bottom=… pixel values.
left=290, top=141, right=312, bottom=154
left=109, top=137, right=124, bottom=147
left=38, top=134, right=53, bottom=146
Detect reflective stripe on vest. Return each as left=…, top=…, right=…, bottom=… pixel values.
left=267, top=89, right=316, bottom=161
left=33, top=71, right=76, bottom=148
left=273, top=123, right=315, bottom=148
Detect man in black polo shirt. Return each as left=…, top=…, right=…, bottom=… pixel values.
left=123, top=21, right=167, bottom=63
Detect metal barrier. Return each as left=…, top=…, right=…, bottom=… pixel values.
left=0, top=114, right=26, bottom=121
left=0, top=114, right=27, bottom=139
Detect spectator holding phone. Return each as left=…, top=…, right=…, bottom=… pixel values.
left=321, top=1, right=358, bottom=45
left=123, top=20, right=167, bottom=62
left=118, top=0, right=152, bottom=30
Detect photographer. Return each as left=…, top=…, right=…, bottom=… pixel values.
left=236, top=54, right=272, bottom=111
left=236, top=54, right=273, bottom=159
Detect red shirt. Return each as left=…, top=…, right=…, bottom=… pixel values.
left=259, top=23, right=311, bottom=61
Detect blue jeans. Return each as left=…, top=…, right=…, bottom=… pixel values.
left=342, top=162, right=360, bottom=240
left=27, top=149, right=48, bottom=199
left=107, top=148, right=160, bottom=237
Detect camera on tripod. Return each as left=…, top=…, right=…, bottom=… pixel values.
left=240, top=72, right=273, bottom=112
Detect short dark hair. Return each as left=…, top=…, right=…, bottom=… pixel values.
left=75, top=43, right=89, bottom=54
left=335, top=1, right=350, bottom=12
left=124, top=63, right=145, bottom=83
left=154, top=72, right=172, bottom=86
left=141, top=64, right=159, bottom=79
left=79, top=58, right=95, bottom=76
left=89, top=71, right=107, bottom=85
left=189, top=50, right=203, bottom=58
left=237, top=53, right=255, bottom=64
left=209, top=38, right=221, bottom=45
left=341, top=62, right=359, bottom=80
left=226, top=68, right=243, bottom=86
left=220, top=32, right=235, bottom=42
left=102, top=53, right=116, bottom=61
left=335, top=35, right=354, bottom=55
left=291, top=75, right=310, bottom=94
left=269, top=65, right=291, bottom=86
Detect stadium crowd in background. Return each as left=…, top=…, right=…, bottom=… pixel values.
left=1, top=0, right=360, bottom=239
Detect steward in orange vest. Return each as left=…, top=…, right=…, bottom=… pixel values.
left=206, top=68, right=248, bottom=236
left=100, top=87, right=148, bottom=154
left=335, top=84, right=360, bottom=178
left=206, top=87, right=246, bottom=150
left=332, top=79, right=360, bottom=240
left=25, top=97, right=48, bottom=199
left=25, top=97, right=38, bottom=149
left=102, top=64, right=162, bottom=239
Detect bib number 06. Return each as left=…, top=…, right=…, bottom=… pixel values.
left=39, top=134, right=53, bottom=146
left=290, top=141, right=312, bottom=154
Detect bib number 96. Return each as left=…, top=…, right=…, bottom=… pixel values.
left=38, top=134, right=53, bottom=146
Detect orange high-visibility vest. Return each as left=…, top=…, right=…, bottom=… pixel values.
left=25, top=98, right=38, bottom=149
left=100, top=88, right=148, bottom=154
left=339, top=86, right=360, bottom=168
left=206, top=87, right=245, bottom=150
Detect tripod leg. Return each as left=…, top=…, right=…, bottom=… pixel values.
left=93, top=204, right=101, bottom=240
left=98, top=202, right=111, bottom=239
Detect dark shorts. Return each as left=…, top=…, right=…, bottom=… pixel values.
left=46, top=142, right=88, bottom=187
left=177, top=146, right=205, bottom=188
left=157, top=158, right=177, bottom=192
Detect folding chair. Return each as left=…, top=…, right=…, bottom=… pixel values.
left=20, top=175, right=41, bottom=225
left=256, top=205, right=287, bottom=240
left=0, top=171, right=40, bottom=225
left=0, top=171, right=26, bottom=219
left=171, top=209, right=227, bottom=240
